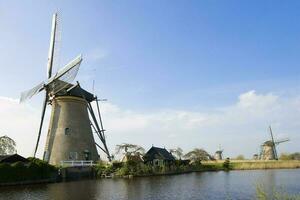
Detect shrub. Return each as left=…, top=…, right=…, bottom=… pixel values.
left=94, top=162, right=117, bottom=177
left=280, top=153, right=300, bottom=161
left=0, top=158, right=57, bottom=183
left=235, top=155, right=245, bottom=160
left=223, top=158, right=230, bottom=170
left=116, top=166, right=130, bottom=176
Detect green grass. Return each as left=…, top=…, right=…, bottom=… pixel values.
left=94, top=160, right=300, bottom=178
left=231, top=160, right=300, bottom=170
left=256, top=184, right=300, bottom=200
left=202, top=160, right=300, bottom=170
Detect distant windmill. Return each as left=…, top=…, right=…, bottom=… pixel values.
left=20, top=13, right=111, bottom=165
left=214, top=145, right=223, bottom=160
left=260, top=126, right=289, bottom=160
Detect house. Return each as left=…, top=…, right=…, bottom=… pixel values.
left=143, top=146, right=175, bottom=167
left=0, top=154, right=28, bottom=164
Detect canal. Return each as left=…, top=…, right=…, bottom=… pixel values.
left=0, top=169, right=299, bottom=200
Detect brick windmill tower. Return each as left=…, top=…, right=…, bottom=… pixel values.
left=20, top=13, right=111, bottom=165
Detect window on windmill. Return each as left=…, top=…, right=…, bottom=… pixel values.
left=65, top=128, right=70, bottom=135
left=69, top=152, right=78, bottom=160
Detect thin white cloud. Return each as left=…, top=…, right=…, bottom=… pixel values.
left=0, top=90, right=299, bottom=160
left=98, top=90, right=300, bottom=158
left=0, top=97, right=48, bottom=157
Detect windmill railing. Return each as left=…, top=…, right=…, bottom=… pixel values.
left=60, top=160, right=94, bottom=167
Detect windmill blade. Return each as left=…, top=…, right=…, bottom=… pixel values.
left=46, top=55, right=82, bottom=85
left=20, top=13, right=60, bottom=103
left=33, top=92, right=48, bottom=157
left=269, top=126, right=278, bottom=160
left=20, top=82, right=45, bottom=103
left=52, top=13, right=62, bottom=74
left=275, top=138, right=290, bottom=145
left=47, top=13, right=58, bottom=79
left=46, top=55, right=82, bottom=94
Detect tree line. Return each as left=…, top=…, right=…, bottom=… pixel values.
left=114, top=143, right=213, bottom=161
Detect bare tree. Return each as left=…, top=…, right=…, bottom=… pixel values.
left=184, top=148, right=213, bottom=161
left=115, top=143, right=145, bottom=156
left=170, top=147, right=183, bottom=160
left=0, top=135, right=17, bottom=155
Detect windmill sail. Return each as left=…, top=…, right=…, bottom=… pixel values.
left=47, top=13, right=58, bottom=78
left=47, top=55, right=82, bottom=94
left=20, top=55, right=82, bottom=103
left=275, top=138, right=290, bottom=145
left=269, top=126, right=278, bottom=160
left=20, top=82, right=45, bottom=103
left=34, top=94, right=48, bottom=157
left=33, top=13, right=58, bottom=157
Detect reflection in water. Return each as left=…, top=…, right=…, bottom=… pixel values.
left=0, top=169, right=299, bottom=200
left=47, top=180, right=98, bottom=200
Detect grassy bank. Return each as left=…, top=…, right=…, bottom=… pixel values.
left=202, top=160, right=300, bottom=170
left=0, top=158, right=57, bottom=184
left=94, top=160, right=300, bottom=178
left=94, top=160, right=203, bottom=177
left=94, top=159, right=230, bottom=178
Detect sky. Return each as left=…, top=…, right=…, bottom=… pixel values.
left=0, top=1, right=300, bottom=159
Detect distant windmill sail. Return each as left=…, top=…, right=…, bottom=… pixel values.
left=269, top=126, right=278, bottom=160
left=275, top=138, right=290, bottom=145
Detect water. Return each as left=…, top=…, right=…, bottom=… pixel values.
left=0, top=169, right=300, bottom=200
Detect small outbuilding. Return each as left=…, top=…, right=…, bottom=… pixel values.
left=143, top=146, right=175, bottom=167
left=0, top=154, right=28, bottom=164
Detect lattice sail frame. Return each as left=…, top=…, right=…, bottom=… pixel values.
left=20, top=82, right=44, bottom=103
left=20, top=55, right=82, bottom=103
left=48, top=61, right=80, bottom=95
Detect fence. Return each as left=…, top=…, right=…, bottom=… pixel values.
left=60, top=160, right=94, bottom=167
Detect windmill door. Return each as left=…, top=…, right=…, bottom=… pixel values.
left=84, top=150, right=91, bottom=160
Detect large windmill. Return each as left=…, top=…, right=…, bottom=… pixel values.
left=20, top=13, right=111, bottom=165
left=260, top=126, right=289, bottom=160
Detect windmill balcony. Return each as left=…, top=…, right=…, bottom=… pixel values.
left=60, top=160, right=94, bottom=167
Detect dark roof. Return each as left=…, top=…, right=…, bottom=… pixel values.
left=54, top=81, right=96, bottom=102
left=0, top=154, right=28, bottom=163
left=263, top=140, right=275, bottom=146
left=67, top=85, right=95, bottom=102
left=143, top=146, right=175, bottom=162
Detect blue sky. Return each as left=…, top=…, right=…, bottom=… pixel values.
left=0, top=1, right=300, bottom=158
